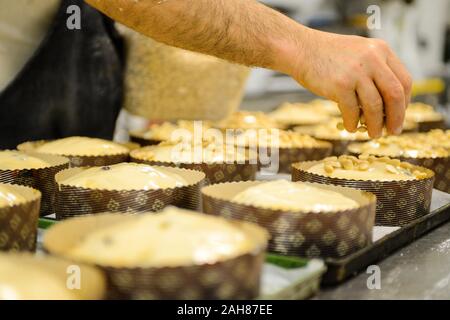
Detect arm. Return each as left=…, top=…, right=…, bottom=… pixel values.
left=85, top=0, right=412, bottom=137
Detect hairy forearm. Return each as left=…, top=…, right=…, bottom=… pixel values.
left=85, top=0, right=310, bottom=75
left=86, top=0, right=412, bottom=137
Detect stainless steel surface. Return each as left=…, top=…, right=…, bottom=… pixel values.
left=316, top=220, right=450, bottom=299
left=315, top=191, right=450, bottom=300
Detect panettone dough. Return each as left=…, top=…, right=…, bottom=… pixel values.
left=0, top=254, right=104, bottom=300
left=307, top=155, right=427, bottom=181
left=65, top=207, right=258, bottom=267
left=349, top=135, right=449, bottom=158
left=132, top=140, right=248, bottom=164
left=60, top=163, right=188, bottom=190
left=309, top=99, right=341, bottom=116
left=305, top=119, right=370, bottom=141
left=269, top=103, right=330, bottom=126
left=232, top=180, right=359, bottom=211
left=406, top=103, right=444, bottom=122
left=0, top=151, right=49, bottom=170
left=235, top=130, right=325, bottom=149
left=0, top=260, right=77, bottom=300
left=36, top=137, right=129, bottom=156
left=142, top=121, right=211, bottom=141
left=216, top=111, right=279, bottom=129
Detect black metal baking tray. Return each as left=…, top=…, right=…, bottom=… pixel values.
left=322, top=190, right=450, bottom=285
left=39, top=187, right=449, bottom=287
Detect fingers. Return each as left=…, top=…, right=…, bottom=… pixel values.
left=356, top=79, right=384, bottom=138
left=373, top=63, right=406, bottom=135
left=387, top=52, right=413, bottom=108
left=336, top=91, right=360, bottom=132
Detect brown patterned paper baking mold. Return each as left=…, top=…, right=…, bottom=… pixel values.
left=0, top=184, right=41, bottom=252
left=202, top=181, right=376, bottom=259
left=417, top=119, right=446, bottom=132
left=400, top=157, right=450, bottom=193
left=292, top=161, right=434, bottom=226
left=129, top=131, right=164, bottom=147
left=54, top=166, right=206, bottom=220
left=17, top=140, right=132, bottom=167
left=403, top=123, right=419, bottom=133
left=281, top=123, right=321, bottom=131
left=130, top=152, right=257, bottom=185
left=347, top=144, right=450, bottom=194
left=308, top=134, right=414, bottom=156
left=0, top=152, right=69, bottom=216
left=43, top=213, right=268, bottom=300
left=259, top=144, right=332, bottom=174
left=239, top=140, right=332, bottom=174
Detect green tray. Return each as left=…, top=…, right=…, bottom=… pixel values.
left=38, top=218, right=57, bottom=230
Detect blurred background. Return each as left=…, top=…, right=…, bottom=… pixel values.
left=244, top=0, right=450, bottom=109
left=116, top=0, right=450, bottom=140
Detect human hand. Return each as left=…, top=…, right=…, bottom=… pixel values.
left=288, top=29, right=412, bottom=138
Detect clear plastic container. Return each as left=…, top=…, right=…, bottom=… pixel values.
left=119, top=25, right=250, bottom=121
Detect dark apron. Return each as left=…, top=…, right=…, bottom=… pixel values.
left=0, top=0, right=124, bottom=149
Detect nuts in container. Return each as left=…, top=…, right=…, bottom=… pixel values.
left=118, top=25, right=250, bottom=121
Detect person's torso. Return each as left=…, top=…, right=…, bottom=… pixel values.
left=0, top=0, right=61, bottom=92
left=0, top=0, right=124, bottom=149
